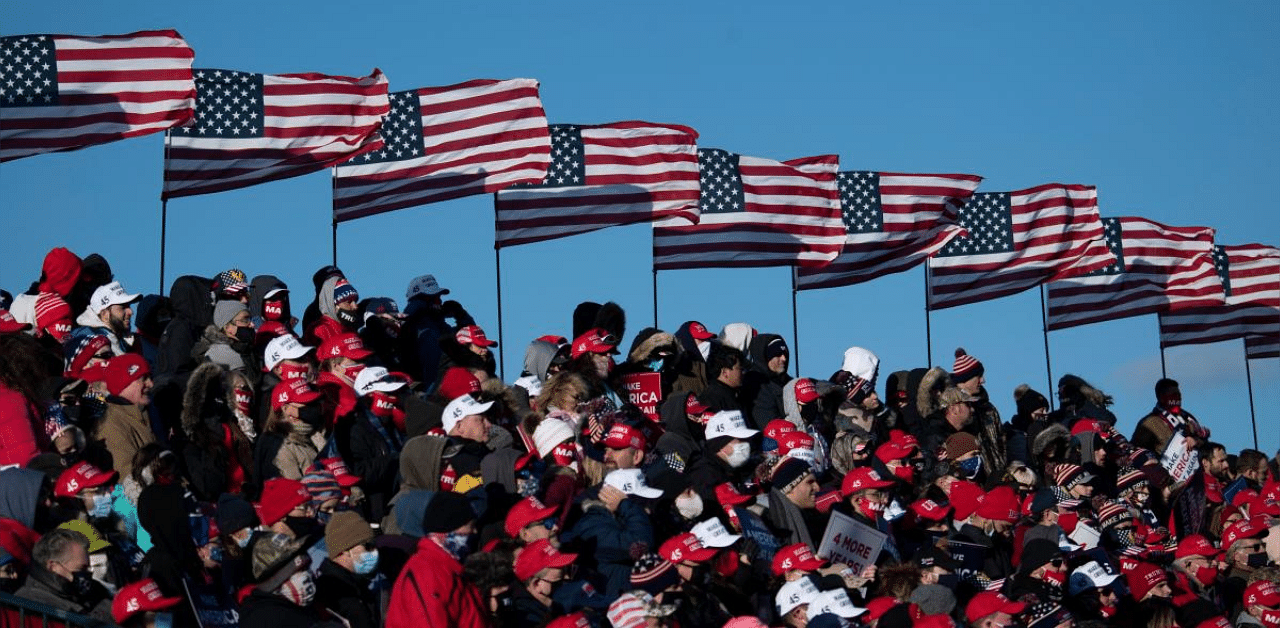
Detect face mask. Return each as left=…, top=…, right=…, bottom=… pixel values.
left=369, top=392, right=402, bottom=420
left=1247, top=551, right=1271, bottom=568
left=280, top=570, right=315, bottom=606
left=336, top=308, right=359, bottom=329
left=725, top=442, right=751, bottom=468
left=298, top=405, right=324, bottom=427
left=855, top=497, right=885, bottom=520
left=285, top=516, right=319, bottom=538
left=647, top=358, right=664, bottom=372
left=675, top=493, right=704, bottom=519
left=233, top=326, right=256, bottom=345
left=1042, top=568, right=1066, bottom=587
left=234, top=386, right=253, bottom=416
left=1057, top=511, right=1079, bottom=533
left=90, top=493, right=113, bottom=519
left=1193, top=564, right=1218, bottom=586
left=68, top=569, right=93, bottom=596
left=552, top=443, right=579, bottom=469
left=440, top=465, right=458, bottom=491
left=1259, top=609, right=1280, bottom=628
left=235, top=530, right=253, bottom=549
left=892, top=464, right=915, bottom=483
left=153, top=613, right=175, bottom=628
left=442, top=531, right=472, bottom=561
left=958, top=456, right=982, bottom=479
left=208, top=545, right=224, bottom=563
left=342, top=363, right=365, bottom=383
left=264, top=299, right=286, bottom=322
left=698, top=341, right=711, bottom=361
left=937, top=573, right=959, bottom=589
left=354, top=548, right=379, bottom=575
left=0, top=577, right=18, bottom=593
left=279, top=362, right=311, bottom=382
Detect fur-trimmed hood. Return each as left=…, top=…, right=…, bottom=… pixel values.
left=1058, top=374, right=1113, bottom=408
left=627, top=329, right=682, bottom=364
left=181, top=362, right=233, bottom=436
left=916, top=367, right=949, bottom=419
left=1031, top=423, right=1070, bottom=461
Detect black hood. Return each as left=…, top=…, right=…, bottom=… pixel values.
left=248, top=275, right=288, bottom=321
left=138, top=483, right=200, bottom=570
left=673, top=321, right=707, bottom=364
left=168, top=275, right=212, bottom=327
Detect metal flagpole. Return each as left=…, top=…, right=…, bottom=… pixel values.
left=1158, top=317, right=1168, bottom=379
left=791, top=268, right=801, bottom=376
left=330, top=167, right=339, bottom=266
left=1040, top=286, right=1056, bottom=411
left=494, top=244, right=506, bottom=382
left=159, top=133, right=172, bottom=293
left=652, top=269, right=659, bottom=328
left=1244, top=340, right=1259, bottom=449
left=924, top=265, right=934, bottom=366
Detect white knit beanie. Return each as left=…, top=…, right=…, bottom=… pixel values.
left=532, top=418, right=576, bottom=459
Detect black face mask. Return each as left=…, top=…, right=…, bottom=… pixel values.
left=298, top=406, right=324, bottom=427
left=233, top=326, right=256, bottom=345
left=67, top=570, right=93, bottom=597
left=0, top=577, right=19, bottom=593
left=336, top=308, right=359, bottom=329
left=1247, top=552, right=1271, bottom=568
left=285, top=516, right=320, bottom=538
left=937, top=573, right=959, bottom=589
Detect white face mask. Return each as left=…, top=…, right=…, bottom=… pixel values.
left=698, top=341, right=711, bottom=361
left=280, top=570, right=315, bottom=607
left=89, top=553, right=109, bottom=582
left=675, top=493, right=704, bottom=520
left=725, top=442, right=751, bottom=468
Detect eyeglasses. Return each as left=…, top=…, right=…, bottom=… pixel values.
left=1048, top=558, right=1064, bottom=568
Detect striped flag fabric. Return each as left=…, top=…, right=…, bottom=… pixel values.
left=926, top=184, right=1114, bottom=310
left=1158, top=244, right=1280, bottom=349
left=332, top=78, right=551, bottom=222
left=1, top=30, right=195, bottom=162
left=1045, top=217, right=1223, bottom=330
left=162, top=68, right=389, bottom=199
left=1246, top=335, right=1279, bottom=360
left=493, top=122, right=699, bottom=247
left=795, top=171, right=982, bottom=290
left=651, top=150, right=845, bottom=270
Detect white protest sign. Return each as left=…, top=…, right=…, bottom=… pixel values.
left=1161, top=431, right=1199, bottom=484
left=817, top=510, right=887, bottom=574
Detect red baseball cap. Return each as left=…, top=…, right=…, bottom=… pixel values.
left=687, top=322, right=715, bottom=340
left=1125, top=561, right=1169, bottom=600
left=874, top=440, right=914, bottom=463
left=771, top=543, right=824, bottom=576
left=257, top=478, right=309, bottom=526
left=270, top=378, right=321, bottom=410
left=793, top=378, right=818, bottom=404
left=777, top=431, right=815, bottom=456
left=103, top=354, right=150, bottom=397
left=456, top=325, right=497, bottom=347
left=55, top=462, right=117, bottom=498
left=1175, top=535, right=1221, bottom=560
left=685, top=394, right=711, bottom=417
left=841, top=467, right=894, bottom=495
left=764, top=419, right=797, bottom=441
left=965, top=592, right=1027, bottom=624
left=320, top=457, right=361, bottom=488
left=317, top=333, right=372, bottom=361
left=505, top=496, right=558, bottom=537
left=0, top=309, right=31, bottom=334
left=866, top=597, right=899, bottom=621
left=546, top=613, right=591, bottom=628
left=659, top=532, right=716, bottom=564
left=949, top=480, right=984, bottom=520
left=569, top=327, right=620, bottom=359
left=1223, top=515, right=1270, bottom=548
left=715, top=483, right=753, bottom=508
left=112, top=578, right=183, bottom=624
left=910, top=498, right=953, bottom=522
left=438, top=367, right=482, bottom=401
left=514, top=538, right=577, bottom=581
left=603, top=423, right=647, bottom=451
left=1245, top=580, right=1280, bottom=608
left=976, top=485, right=1021, bottom=524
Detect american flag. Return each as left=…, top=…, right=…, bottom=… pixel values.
left=0, top=30, right=195, bottom=162
left=493, top=121, right=699, bottom=247
left=795, top=171, right=982, bottom=289
left=1045, top=217, right=1223, bottom=330
left=926, top=184, right=1114, bottom=310
left=1246, top=335, right=1279, bottom=360
left=651, top=150, right=845, bottom=269
left=1158, top=244, right=1280, bottom=349
left=162, top=68, right=389, bottom=199
left=332, top=78, right=551, bottom=222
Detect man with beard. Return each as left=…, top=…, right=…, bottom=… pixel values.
left=602, top=423, right=646, bottom=473
left=76, top=281, right=140, bottom=357
left=1131, top=378, right=1209, bottom=460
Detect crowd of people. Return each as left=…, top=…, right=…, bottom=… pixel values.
left=0, top=245, right=1277, bottom=628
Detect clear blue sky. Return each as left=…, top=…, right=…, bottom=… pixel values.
left=5, top=2, right=1277, bottom=454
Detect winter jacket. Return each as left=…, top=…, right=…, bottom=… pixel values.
left=744, top=333, right=790, bottom=427
left=74, top=307, right=132, bottom=357
left=192, top=325, right=261, bottom=388
left=386, top=537, right=492, bottom=628
left=499, top=585, right=558, bottom=628
left=0, top=467, right=46, bottom=529
left=653, top=392, right=704, bottom=470
left=951, top=523, right=1013, bottom=582
left=623, top=328, right=686, bottom=399
left=766, top=488, right=817, bottom=547
left=239, top=590, right=322, bottom=628
left=274, top=431, right=319, bottom=481
left=156, top=275, right=212, bottom=389
left=1132, top=405, right=1206, bottom=457
left=969, top=387, right=1007, bottom=475
left=670, top=321, right=710, bottom=396
left=335, top=408, right=401, bottom=523
left=316, top=558, right=380, bottom=628
left=698, top=380, right=744, bottom=416
left=513, top=339, right=561, bottom=399
left=561, top=487, right=656, bottom=598
left=304, top=276, right=354, bottom=346
left=0, top=385, right=42, bottom=467
left=13, top=563, right=113, bottom=623
left=92, top=398, right=156, bottom=478
left=180, top=363, right=253, bottom=501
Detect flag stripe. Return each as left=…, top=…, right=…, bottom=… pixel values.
left=1246, top=335, right=1280, bottom=360
left=163, top=68, right=389, bottom=199
left=1158, top=245, right=1280, bottom=348
left=0, top=30, right=195, bottom=162
left=494, top=121, right=699, bottom=247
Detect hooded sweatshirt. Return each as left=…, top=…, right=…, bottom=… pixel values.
left=0, top=468, right=46, bottom=529
left=156, top=275, right=213, bottom=388
left=306, top=276, right=350, bottom=344
left=745, top=333, right=790, bottom=425
left=11, top=247, right=81, bottom=340
left=718, top=323, right=754, bottom=354
left=671, top=322, right=710, bottom=396
left=513, top=340, right=560, bottom=398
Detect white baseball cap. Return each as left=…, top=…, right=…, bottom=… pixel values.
left=405, top=274, right=449, bottom=301
left=604, top=469, right=663, bottom=499
left=1069, top=560, right=1120, bottom=596
left=353, top=366, right=408, bottom=397
left=263, top=335, right=313, bottom=372
left=691, top=518, right=740, bottom=548
left=775, top=576, right=818, bottom=616
left=808, top=588, right=865, bottom=619
left=88, top=281, right=141, bottom=315
left=706, top=410, right=758, bottom=440
left=442, top=394, right=493, bottom=434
